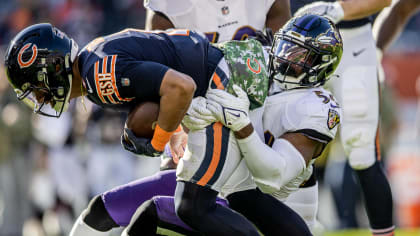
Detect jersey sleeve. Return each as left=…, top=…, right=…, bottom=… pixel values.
left=144, top=0, right=193, bottom=17
left=282, top=89, right=341, bottom=144
left=119, top=60, right=169, bottom=101
left=83, top=57, right=169, bottom=106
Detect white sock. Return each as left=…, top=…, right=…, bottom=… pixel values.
left=69, top=211, right=109, bottom=236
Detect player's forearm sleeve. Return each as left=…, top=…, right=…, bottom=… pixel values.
left=237, top=131, right=306, bottom=193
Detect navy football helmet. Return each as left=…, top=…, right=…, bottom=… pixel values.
left=4, top=23, right=78, bottom=117
left=268, top=14, right=343, bottom=90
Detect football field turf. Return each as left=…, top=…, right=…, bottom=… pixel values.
left=325, top=229, right=420, bottom=236
left=157, top=228, right=420, bottom=236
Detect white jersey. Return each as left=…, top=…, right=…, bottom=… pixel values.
left=262, top=88, right=340, bottom=144
left=144, top=0, right=275, bottom=43
left=258, top=88, right=341, bottom=200
left=221, top=87, right=341, bottom=200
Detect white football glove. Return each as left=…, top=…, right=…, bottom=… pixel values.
left=206, top=85, right=250, bottom=132
left=294, top=1, right=344, bottom=24
left=182, top=96, right=216, bottom=131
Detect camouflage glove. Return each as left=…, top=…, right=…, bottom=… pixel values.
left=121, top=128, right=163, bottom=157
left=295, top=1, right=344, bottom=24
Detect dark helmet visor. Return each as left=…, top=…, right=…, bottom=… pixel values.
left=271, top=40, right=319, bottom=80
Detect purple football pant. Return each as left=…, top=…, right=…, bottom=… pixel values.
left=101, top=169, right=177, bottom=226
left=101, top=169, right=228, bottom=229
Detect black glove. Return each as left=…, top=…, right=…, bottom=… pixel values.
left=121, top=128, right=163, bottom=157
left=253, top=28, right=274, bottom=46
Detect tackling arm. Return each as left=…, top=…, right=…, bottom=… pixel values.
left=234, top=125, right=322, bottom=193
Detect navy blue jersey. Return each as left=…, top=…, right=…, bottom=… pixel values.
left=78, top=29, right=222, bottom=111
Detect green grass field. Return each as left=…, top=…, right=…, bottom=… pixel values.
left=325, top=229, right=420, bottom=236
left=158, top=228, right=420, bottom=236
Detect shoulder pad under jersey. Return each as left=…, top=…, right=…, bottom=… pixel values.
left=144, top=0, right=193, bottom=17
left=282, top=88, right=341, bottom=143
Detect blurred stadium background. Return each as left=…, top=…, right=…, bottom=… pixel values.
left=0, top=0, right=419, bottom=236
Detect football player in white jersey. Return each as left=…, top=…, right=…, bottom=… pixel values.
left=144, top=0, right=291, bottom=40
left=144, top=0, right=326, bottom=231
left=144, top=0, right=325, bottom=228
left=69, top=14, right=342, bottom=236
left=295, top=1, right=395, bottom=235
left=121, top=14, right=343, bottom=236
left=142, top=1, right=331, bottom=233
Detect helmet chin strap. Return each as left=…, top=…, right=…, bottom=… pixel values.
left=53, top=74, right=72, bottom=114
left=272, top=72, right=307, bottom=92
left=52, top=54, right=73, bottom=115
left=268, top=79, right=284, bottom=95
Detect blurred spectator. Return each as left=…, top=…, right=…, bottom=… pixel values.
left=0, top=1, right=149, bottom=235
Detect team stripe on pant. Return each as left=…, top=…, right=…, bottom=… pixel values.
left=192, top=122, right=230, bottom=187
left=210, top=65, right=230, bottom=90
left=371, top=225, right=395, bottom=236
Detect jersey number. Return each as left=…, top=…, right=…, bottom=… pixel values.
left=204, top=25, right=256, bottom=43
left=85, top=29, right=190, bottom=52
left=314, top=91, right=339, bottom=108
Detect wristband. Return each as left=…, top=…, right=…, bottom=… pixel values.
left=151, top=124, right=177, bottom=151
left=174, top=125, right=183, bottom=133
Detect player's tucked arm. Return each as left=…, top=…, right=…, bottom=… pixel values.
left=339, top=0, right=391, bottom=21
left=234, top=126, right=322, bottom=193
left=124, top=62, right=195, bottom=153
left=374, top=0, right=420, bottom=52
left=145, top=9, right=175, bottom=30
left=157, top=69, right=196, bottom=135
left=266, top=0, right=292, bottom=32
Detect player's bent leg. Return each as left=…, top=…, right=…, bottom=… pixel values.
left=339, top=75, right=394, bottom=233
left=70, top=170, right=178, bottom=236
left=356, top=161, right=394, bottom=233
left=175, top=123, right=258, bottom=235
left=345, top=138, right=394, bottom=233
left=84, top=195, right=119, bottom=231
left=125, top=195, right=229, bottom=236
left=69, top=195, right=118, bottom=236
left=102, top=169, right=177, bottom=227
left=175, top=181, right=260, bottom=236
left=343, top=130, right=394, bottom=233
left=123, top=199, right=159, bottom=236
left=227, top=188, right=312, bottom=236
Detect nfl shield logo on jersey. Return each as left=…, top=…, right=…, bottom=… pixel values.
left=221, top=6, right=229, bottom=15
left=327, top=109, right=340, bottom=130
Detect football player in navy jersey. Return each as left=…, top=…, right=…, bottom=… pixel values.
left=4, top=23, right=314, bottom=236
left=5, top=25, right=216, bottom=157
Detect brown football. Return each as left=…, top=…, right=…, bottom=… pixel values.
left=126, top=102, right=159, bottom=139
